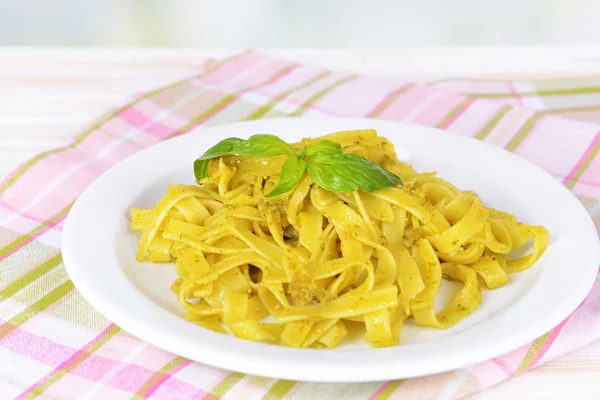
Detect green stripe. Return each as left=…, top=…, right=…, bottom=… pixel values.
left=514, top=332, right=552, bottom=374
left=434, top=96, right=473, bottom=128
left=247, top=71, right=332, bottom=120
left=565, top=136, right=600, bottom=189
left=0, top=280, right=74, bottom=339
left=472, top=86, right=600, bottom=98
left=27, top=325, right=121, bottom=399
left=504, top=113, right=544, bottom=152
left=373, top=380, right=404, bottom=400
left=0, top=203, right=72, bottom=259
left=170, top=64, right=298, bottom=138
left=549, top=105, right=600, bottom=114
left=289, top=75, right=357, bottom=116
left=0, top=253, right=63, bottom=300
left=203, top=372, right=246, bottom=399
left=369, top=84, right=414, bottom=118
left=262, top=380, right=296, bottom=400
left=0, top=50, right=252, bottom=195
left=131, top=356, right=188, bottom=399
left=474, top=105, right=512, bottom=140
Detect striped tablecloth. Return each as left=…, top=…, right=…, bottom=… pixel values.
left=1, top=50, right=599, bottom=399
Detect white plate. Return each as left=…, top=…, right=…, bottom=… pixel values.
left=62, top=116, right=600, bottom=382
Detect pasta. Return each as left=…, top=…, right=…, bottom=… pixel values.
left=130, top=129, right=549, bottom=349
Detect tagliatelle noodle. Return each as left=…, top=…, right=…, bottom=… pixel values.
left=131, top=129, right=549, bottom=348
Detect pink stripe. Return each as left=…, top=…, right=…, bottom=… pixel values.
left=491, top=357, right=513, bottom=375
left=0, top=200, right=61, bottom=231
left=373, top=87, right=440, bottom=121
left=409, top=93, right=464, bottom=126
left=199, top=52, right=264, bottom=85
left=549, top=172, right=600, bottom=188
left=248, top=67, right=326, bottom=99
left=528, top=315, right=573, bottom=369
left=368, top=381, right=392, bottom=400
left=440, top=97, right=477, bottom=129
left=307, top=77, right=404, bottom=117
left=17, top=324, right=116, bottom=399
left=562, top=130, right=600, bottom=185
left=365, top=84, right=412, bottom=117
left=118, top=108, right=176, bottom=139
left=0, top=214, right=66, bottom=263
left=74, top=355, right=153, bottom=384
left=150, top=377, right=207, bottom=399
left=142, top=359, right=193, bottom=399
left=0, top=327, right=73, bottom=366
left=508, top=81, right=525, bottom=108
left=446, top=101, right=504, bottom=138
left=192, top=57, right=293, bottom=92
left=134, top=99, right=191, bottom=128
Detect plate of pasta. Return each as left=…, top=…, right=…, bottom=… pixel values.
left=62, top=116, right=599, bottom=382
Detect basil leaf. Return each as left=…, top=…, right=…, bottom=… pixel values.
left=303, top=140, right=343, bottom=157
left=233, top=134, right=293, bottom=157
left=193, top=135, right=293, bottom=182
left=193, top=159, right=212, bottom=183
left=193, top=137, right=244, bottom=182
left=306, top=152, right=401, bottom=193
left=265, top=156, right=308, bottom=198
left=196, top=137, right=244, bottom=161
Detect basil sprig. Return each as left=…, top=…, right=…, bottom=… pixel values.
left=193, top=134, right=292, bottom=181
left=193, top=134, right=401, bottom=197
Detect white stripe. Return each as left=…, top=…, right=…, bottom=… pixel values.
left=34, top=224, right=62, bottom=248
left=0, top=298, right=27, bottom=321
left=0, top=89, right=204, bottom=227
left=20, top=313, right=97, bottom=349
left=0, top=348, right=51, bottom=389
left=78, top=342, right=149, bottom=400
left=0, top=380, right=22, bottom=399
left=515, top=81, right=546, bottom=110
left=434, top=368, right=470, bottom=400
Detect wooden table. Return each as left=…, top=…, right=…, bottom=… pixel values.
left=2, top=47, right=599, bottom=399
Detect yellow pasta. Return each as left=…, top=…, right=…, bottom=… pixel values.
left=131, top=129, right=549, bottom=348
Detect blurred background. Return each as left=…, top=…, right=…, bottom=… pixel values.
left=1, top=0, right=600, bottom=47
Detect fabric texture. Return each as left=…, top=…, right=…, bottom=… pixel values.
left=0, top=50, right=599, bottom=400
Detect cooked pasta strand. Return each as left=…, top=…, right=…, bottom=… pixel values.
left=131, top=129, right=548, bottom=348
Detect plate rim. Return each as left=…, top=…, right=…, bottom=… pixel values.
left=62, top=116, right=600, bottom=382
